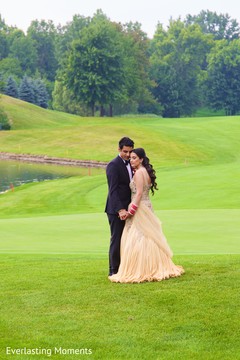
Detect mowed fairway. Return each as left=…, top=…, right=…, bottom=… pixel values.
left=0, top=95, right=239, bottom=359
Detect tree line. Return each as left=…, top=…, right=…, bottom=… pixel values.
left=1, top=9, right=240, bottom=117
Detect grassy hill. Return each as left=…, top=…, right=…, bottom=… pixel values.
left=0, top=94, right=239, bottom=217
left=1, top=94, right=239, bottom=166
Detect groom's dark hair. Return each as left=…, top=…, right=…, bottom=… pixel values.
left=119, top=137, right=134, bottom=149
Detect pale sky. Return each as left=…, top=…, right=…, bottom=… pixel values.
left=1, top=0, right=240, bottom=38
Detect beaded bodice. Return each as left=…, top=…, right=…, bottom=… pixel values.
left=130, top=178, right=153, bottom=210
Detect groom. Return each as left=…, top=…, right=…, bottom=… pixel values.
left=105, top=137, right=134, bottom=276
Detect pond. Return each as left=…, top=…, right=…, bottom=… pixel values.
left=0, top=160, right=105, bottom=193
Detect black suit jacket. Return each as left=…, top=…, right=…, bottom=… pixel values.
left=105, top=156, right=132, bottom=215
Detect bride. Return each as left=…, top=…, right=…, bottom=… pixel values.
left=108, top=148, right=184, bottom=283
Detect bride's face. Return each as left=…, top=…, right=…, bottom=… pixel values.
left=130, top=152, right=142, bottom=169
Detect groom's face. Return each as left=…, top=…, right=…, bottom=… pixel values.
left=119, top=146, right=133, bottom=161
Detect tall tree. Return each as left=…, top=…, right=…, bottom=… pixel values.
left=119, top=22, right=158, bottom=115
left=56, top=15, right=90, bottom=61
left=0, top=72, right=5, bottom=92
left=33, top=79, right=49, bottom=108
left=5, top=76, right=18, bottom=98
left=0, top=57, right=22, bottom=78
left=206, top=39, right=240, bottom=115
left=0, top=15, right=9, bottom=60
left=0, top=14, right=7, bottom=30
left=149, top=20, right=213, bottom=117
left=19, top=75, right=35, bottom=103
left=52, top=80, right=89, bottom=115
left=185, top=10, right=240, bottom=40
left=65, top=11, right=126, bottom=116
left=27, top=20, right=58, bottom=81
left=9, top=30, right=37, bottom=75
left=53, top=15, right=91, bottom=114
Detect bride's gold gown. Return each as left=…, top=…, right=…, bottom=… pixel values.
left=109, top=171, right=184, bottom=283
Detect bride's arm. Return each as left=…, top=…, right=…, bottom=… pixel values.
left=127, top=170, right=144, bottom=216
left=132, top=170, right=144, bottom=207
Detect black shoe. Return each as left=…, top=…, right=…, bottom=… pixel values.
left=109, top=269, right=118, bottom=276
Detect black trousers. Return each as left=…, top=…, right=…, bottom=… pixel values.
left=107, top=213, right=125, bottom=275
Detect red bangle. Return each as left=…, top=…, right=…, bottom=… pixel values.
left=128, top=203, right=138, bottom=215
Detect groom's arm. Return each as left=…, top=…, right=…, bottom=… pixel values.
left=106, top=162, right=125, bottom=213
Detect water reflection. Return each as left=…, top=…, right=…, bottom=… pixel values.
left=0, top=160, right=104, bottom=193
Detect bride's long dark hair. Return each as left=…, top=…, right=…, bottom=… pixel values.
left=132, top=148, right=158, bottom=195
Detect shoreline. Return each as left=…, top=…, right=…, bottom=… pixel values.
left=0, top=152, right=108, bottom=168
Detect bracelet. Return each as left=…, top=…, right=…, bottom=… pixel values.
left=128, top=203, right=138, bottom=215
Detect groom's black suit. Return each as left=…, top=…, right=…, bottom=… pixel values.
left=105, top=156, right=132, bottom=275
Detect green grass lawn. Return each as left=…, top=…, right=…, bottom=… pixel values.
left=0, top=95, right=239, bottom=359
left=1, top=254, right=239, bottom=360
left=0, top=210, right=239, bottom=255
